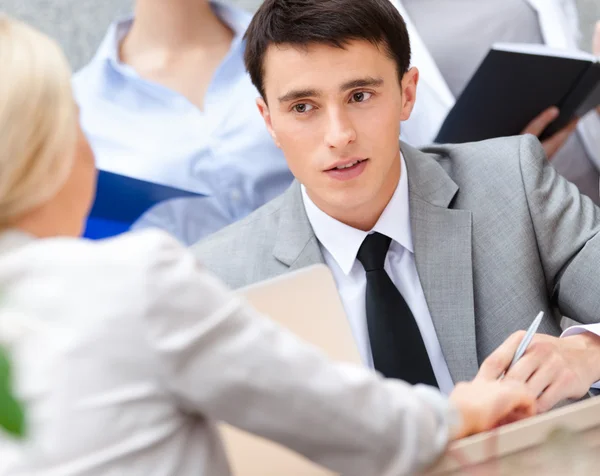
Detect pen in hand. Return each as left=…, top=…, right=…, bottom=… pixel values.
left=499, top=311, right=545, bottom=379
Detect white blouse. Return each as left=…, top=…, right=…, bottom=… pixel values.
left=0, top=229, right=456, bottom=476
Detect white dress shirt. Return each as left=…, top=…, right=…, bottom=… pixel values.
left=73, top=2, right=293, bottom=245
left=0, top=229, right=457, bottom=476
left=302, top=154, right=455, bottom=395
left=302, top=155, right=600, bottom=394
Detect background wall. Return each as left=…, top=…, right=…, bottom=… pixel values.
left=0, top=0, right=261, bottom=70
left=0, top=0, right=598, bottom=71
left=577, top=0, right=600, bottom=51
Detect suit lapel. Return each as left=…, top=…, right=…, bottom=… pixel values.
left=272, top=157, right=480, bottom=381
left=403, top=143, right=479, bottom=383
left=272, top=181, right=325, bottom=271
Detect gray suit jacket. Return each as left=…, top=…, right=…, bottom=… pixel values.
left=194, top=135, right=600, bottom=383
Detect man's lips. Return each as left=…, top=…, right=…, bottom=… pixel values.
left=325, top=158, right=368, bottom=171
left=324, top=158, right=369, bottom=181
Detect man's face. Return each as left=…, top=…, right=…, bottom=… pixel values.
left=258, top=40, right=418, bottom=224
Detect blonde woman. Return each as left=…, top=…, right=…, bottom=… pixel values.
left=0, top=16, right=535, bottom=476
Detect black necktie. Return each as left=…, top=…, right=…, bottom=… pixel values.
left=357, top=232, right=439, bottom=387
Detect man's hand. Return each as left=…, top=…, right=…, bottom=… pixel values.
left=449, top=380, right=536, bottom=440
left=521, top=106, right=579, bottom=159
left=476, top=331, right=600, bottom=414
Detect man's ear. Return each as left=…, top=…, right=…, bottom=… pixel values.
left=257, top=97, right=281, bottom=148
left=399, top=67, right=419, bottom=122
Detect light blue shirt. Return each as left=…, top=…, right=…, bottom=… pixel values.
left=73, top=2, right=293, bottom=245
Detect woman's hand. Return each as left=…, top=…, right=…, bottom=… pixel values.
left=449, top=379, right=536, bottom=440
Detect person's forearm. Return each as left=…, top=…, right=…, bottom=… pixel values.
left=144, top=266, right=454, bottom=475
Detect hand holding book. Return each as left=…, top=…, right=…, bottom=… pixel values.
left=521, top=106, right=579, bottom=159
left=435, top=43, right=600, bottom=151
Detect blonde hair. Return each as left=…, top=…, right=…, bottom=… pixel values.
left=0, top=15, right=77, bottom=226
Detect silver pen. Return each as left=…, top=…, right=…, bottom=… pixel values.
left=509, top=311, right=545, bottom=369
left=500, top=311, right=545, bottom=378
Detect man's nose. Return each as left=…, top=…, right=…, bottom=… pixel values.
left=324, top=107, right=357, bottom=149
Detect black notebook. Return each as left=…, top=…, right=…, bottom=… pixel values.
left=435, top=43, right=600, bottom=144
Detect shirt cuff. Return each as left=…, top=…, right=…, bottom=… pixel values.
left=561, top=324, right=600, bottom=389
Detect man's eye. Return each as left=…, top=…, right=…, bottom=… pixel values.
left=293, top=103, right=313, bottom=113
left=350, top=91, right=372, bottom=103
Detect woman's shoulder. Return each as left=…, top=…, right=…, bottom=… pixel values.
left=90, top=229, right=185, bottom=263
left=2, top=229, right=188, bottom=284
left=0, top=230, right=194, bottom=340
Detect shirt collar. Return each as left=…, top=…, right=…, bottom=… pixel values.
left=93, top=1, right=251, bottom=72
left=302, top=153, right=413, bottom=276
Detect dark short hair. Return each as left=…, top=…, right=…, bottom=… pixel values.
left=244, top=0, right=412, bottom=100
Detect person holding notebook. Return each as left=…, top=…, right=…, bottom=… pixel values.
left=391, top=0, right=600, bottom=203
left=73, top=0, right=294, bottom=245
left=194, top=0, right=600, bottom=415
left=0, top=15, right=536, bottom=476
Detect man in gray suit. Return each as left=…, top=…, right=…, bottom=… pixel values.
left=194, top=0, right=600, bottom=413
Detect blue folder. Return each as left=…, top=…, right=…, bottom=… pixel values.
left=84, top=170, right=202, bottom=240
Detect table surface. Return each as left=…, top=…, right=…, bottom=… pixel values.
left=436, top=425, right=600, bottom=475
